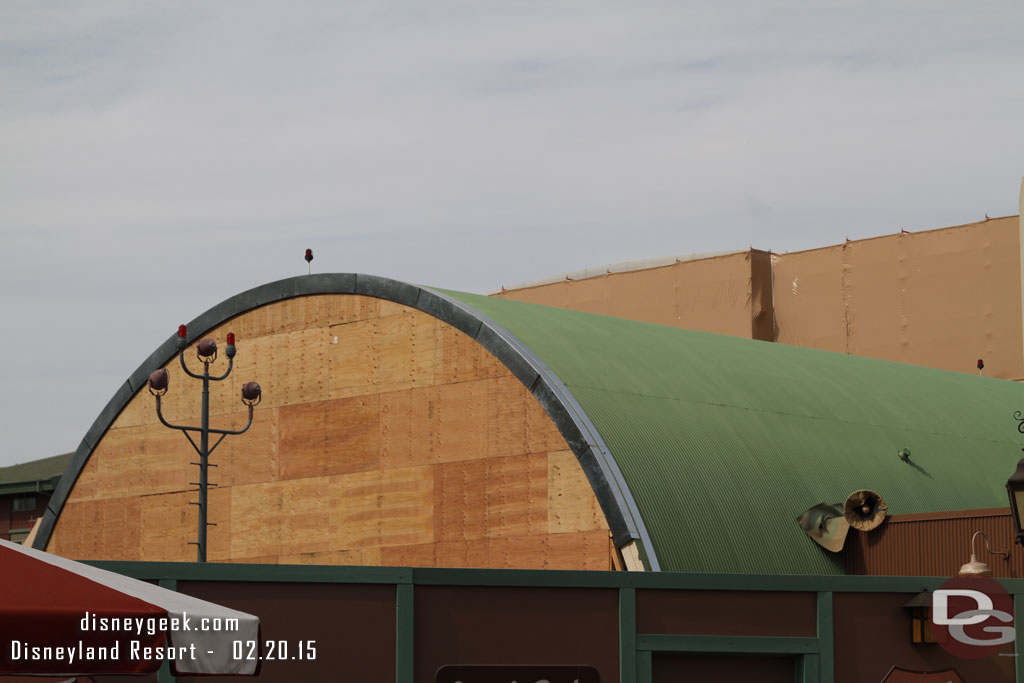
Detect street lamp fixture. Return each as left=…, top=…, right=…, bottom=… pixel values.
left=958, top=531, right=1008, bottom=577
left=1007, top=411, right=1024, bottom=545
left=148, top=324, right=260, bottom=562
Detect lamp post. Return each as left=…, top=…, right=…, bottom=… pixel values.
left=1008, top=411, right=1024, bottom=544
left=148, top=324, right=261, bottom=562
left=1006, top=411, right=1024, bottom=545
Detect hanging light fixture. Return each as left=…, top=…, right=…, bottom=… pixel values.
left=1006, top=413, right=1024, bottom=544
left=958, top=531, right=1007, bottom=578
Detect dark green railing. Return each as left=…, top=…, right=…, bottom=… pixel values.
left=90, top=561, right=1024, bottom=683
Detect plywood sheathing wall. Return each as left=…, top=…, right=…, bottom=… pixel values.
left=494, top=250, right=775, bottom=341
left=773, top=217, right=1024, bottom=379
left=48, top=295, right=613, bottom=570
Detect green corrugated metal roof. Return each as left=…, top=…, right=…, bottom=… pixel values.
left=443, top=290, right=1024, bottom=575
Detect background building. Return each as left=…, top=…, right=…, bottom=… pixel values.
left=496, top=214, right=1024, bottom=381
left=0, top=452, right=70, bottom=543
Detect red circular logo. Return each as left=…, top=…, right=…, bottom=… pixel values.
left=930, top=576, right=1015, bottom=659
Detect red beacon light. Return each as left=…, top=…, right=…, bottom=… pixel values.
left=226, top=332, right=237, bottom=359
left=176, top=324, right=188, bottom=351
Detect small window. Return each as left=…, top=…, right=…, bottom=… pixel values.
left=12, top=495, right=35, bottom=512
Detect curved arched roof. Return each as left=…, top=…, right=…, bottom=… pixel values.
left=37, top=274, right=1024, bottom=575
left=446, top=289, right=1024, bottom=574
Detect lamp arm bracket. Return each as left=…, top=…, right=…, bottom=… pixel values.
left=209, top=358, right=234, bottom=382
left=207, top=433, right=228, bottom=456
left=178, top=351, right=205, bottom=380
left=155, top=400, right=203, bottom=435
left=208, top=407, right=254, bottom=437
left=971, top=530, right=1010, bottom=560
left=182, top=431, right=201, bottom=457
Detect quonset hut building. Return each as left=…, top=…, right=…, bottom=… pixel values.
left=27, top=274, right=1024, bottom=682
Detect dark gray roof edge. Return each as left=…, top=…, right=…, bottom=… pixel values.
left=34, top=274, right=660, bottom=571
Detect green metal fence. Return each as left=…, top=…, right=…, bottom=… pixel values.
left=90, top=562, right=1024, bottom=683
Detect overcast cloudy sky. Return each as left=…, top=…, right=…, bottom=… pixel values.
left=2, top=1, right=1023, bottom=468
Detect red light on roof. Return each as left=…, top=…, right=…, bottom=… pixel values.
left=178, top=324, right=187, bottom=338
left=978, top=358, right=985, bottom=370
left=305, top=248, right=313, bottom=263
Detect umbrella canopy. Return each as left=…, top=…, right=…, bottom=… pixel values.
left=0, top=539, right=259, bottom=676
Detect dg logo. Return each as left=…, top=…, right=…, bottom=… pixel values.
left=929, top=575, right=1015, bottom=659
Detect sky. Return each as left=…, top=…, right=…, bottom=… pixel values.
left=2, top=1, right=1023, bottom=468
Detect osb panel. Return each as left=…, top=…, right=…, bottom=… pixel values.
left=49, top=293, right=615, bottom=571
left=433, top=531, right=612, bottom=570
left=487, top=376, right=529, bottom=458
left=61, top=448, right=99, bottom=502
left=434, top=453, right=549, bottom=542
left=50, top=497, right=142, bottom=561
left=225, top=296, right=325, bottom=338
left=91, top=425, right=192, bottom=500
left=380, top=381, right=489, bottom=470
left=545, top=531, right=615, bottom=570
left=377, top=299, right=411, bottom=318
left=204, top=407, right=280, bottom=488
left=548, top=450, right=606, bottom=534
left=435, top=539, right=491, bottom=568
left=60, top=406, right=277, bottom=517
left=216, top=294, right=380, bottom=340
left=279, top=396, right=380, bottom=479
left=434, top=323, right=509, bottom=384
left=278, top=547, right=381, bottom=566
left=328, top=466, right=434, bottom=550
left=328, top=318, right=378, bottom=398
left=329, top=310, right=441, bottom=398
left=380, top=543, right=438, bottom=567
left=525, top=387, right=568, bottom=453
left=232, top=327, right=331, bottom=409
left=434, top=459, right=487, bottom=541
left=483, top=454, right=548, bottom=538
left=230, top=478, right=330, bottom=559
left=139, top=491, right=196, bottom=562
left=495, top=252, right=758, bottom=338
left=324, top=294, right=381, bottom=327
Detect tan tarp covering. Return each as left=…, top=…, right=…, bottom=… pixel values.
left=495, top=209, right=1024, bottom=379
left=495, top=250, right=775, bottom=341
left=774, top=216, right=1023, bottom=379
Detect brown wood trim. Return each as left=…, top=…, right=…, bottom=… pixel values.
left=887, top=507, right=1010, bottom=523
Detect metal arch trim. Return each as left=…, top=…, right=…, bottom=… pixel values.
left=35, top=274, right=660, bottom=571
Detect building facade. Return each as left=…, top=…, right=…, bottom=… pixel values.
left=0, top=453, right=70, bottom=543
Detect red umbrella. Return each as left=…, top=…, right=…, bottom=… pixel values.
left=0, top=539, right=259, bottom=676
